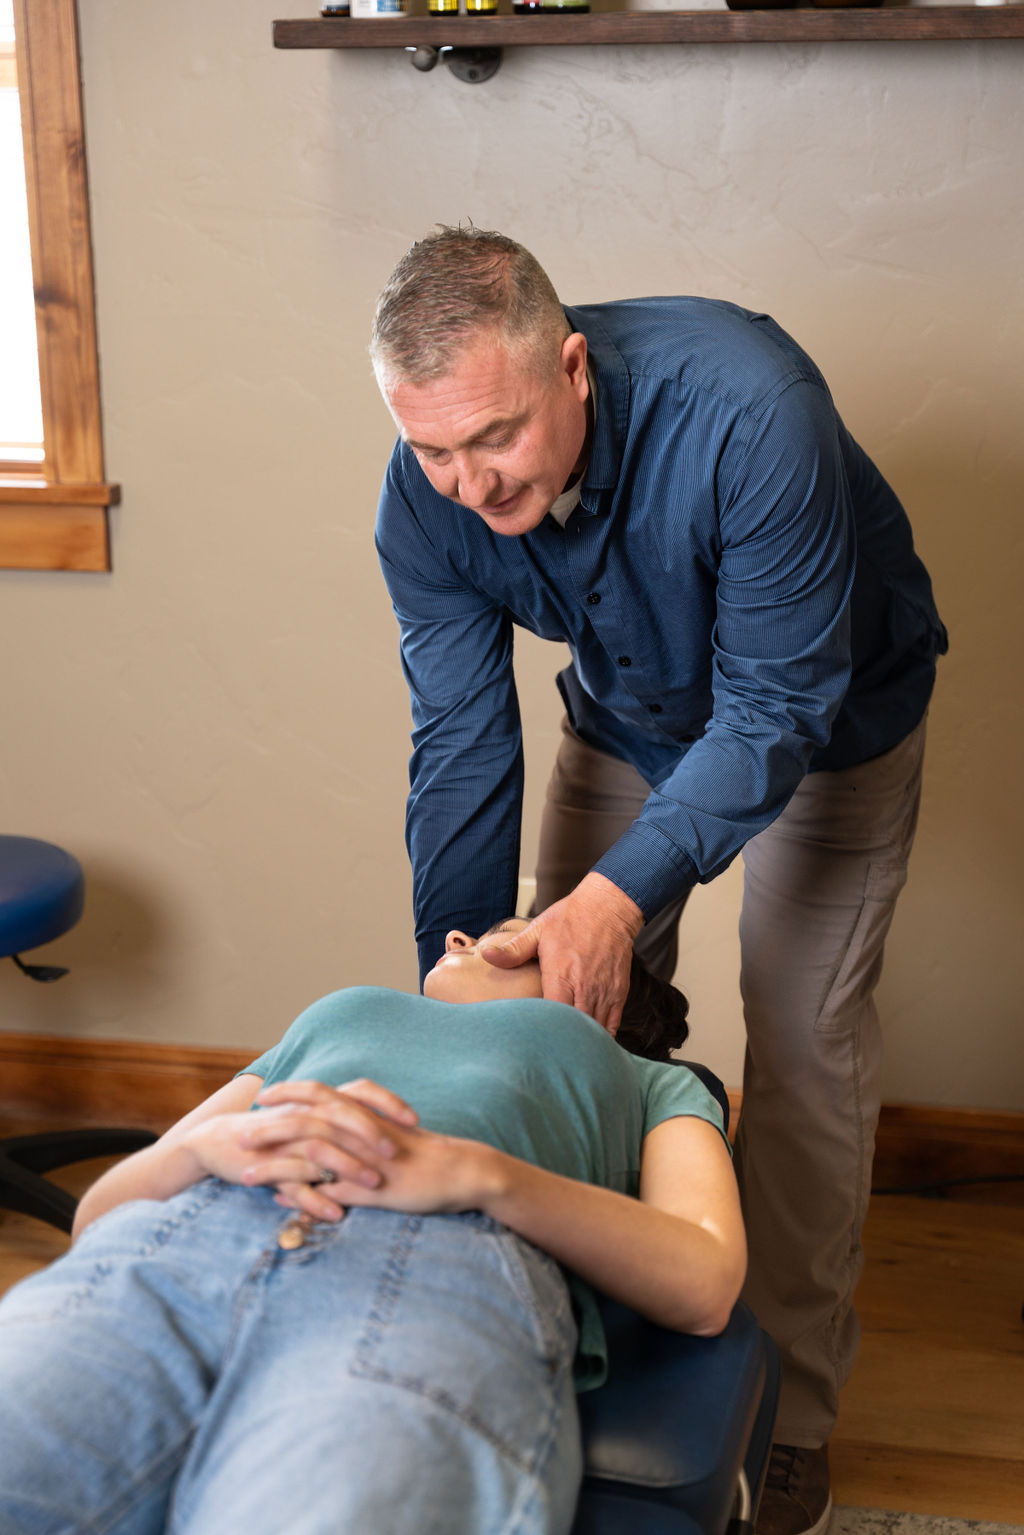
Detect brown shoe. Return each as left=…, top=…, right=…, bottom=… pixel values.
left=755, top=1443, right=832, bottom=1535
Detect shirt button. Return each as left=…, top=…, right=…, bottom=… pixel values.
left=617, top=655, right=632, bottom=668
left=648, top=703, right=663, bottom=714
left=586, top=592, right=601, bottom=606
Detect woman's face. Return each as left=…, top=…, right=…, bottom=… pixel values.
left=422, top=918, right=543, bottom=1004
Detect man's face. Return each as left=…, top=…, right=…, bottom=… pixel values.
left=382, top=330, right=591, bottom=537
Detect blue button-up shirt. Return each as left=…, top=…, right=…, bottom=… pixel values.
left=376, top=298, right=947, bottom=983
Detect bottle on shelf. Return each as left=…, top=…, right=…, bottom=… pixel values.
left=514, top=0, right=589, bottom=11
left=464, top=0, right=499, bottom=12
left=428, top=0, right=459, bottom=12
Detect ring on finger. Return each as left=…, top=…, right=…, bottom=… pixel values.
left=317, top=1168, right=338, bottom=1185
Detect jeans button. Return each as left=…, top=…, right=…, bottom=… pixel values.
left=277, top=1217, right=311, bottom=1250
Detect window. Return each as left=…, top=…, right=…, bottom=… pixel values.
left=0, top=0, right=116, bottom=572
left=0, top=6, right=43, bottom=468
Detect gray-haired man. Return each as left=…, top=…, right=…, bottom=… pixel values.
left=371, top=225, right=946, bottom=1535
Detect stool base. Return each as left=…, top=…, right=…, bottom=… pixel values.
left=0, top=1128, right=156, bottom=1233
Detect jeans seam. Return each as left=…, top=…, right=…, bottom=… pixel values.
left=500, top=1412, right=577, bottom=1535
left=490, top=1233, right=573, bottom=1367
left=352, top=1213, right=422, bottom=1359
left=71, top=1430, right=196, bottom=1535
left=349, top=1217, right=567, bottom=1478
left=353, top=1368, right=552, bottom=1478
left=32, top=1180, right=225, bottom=1320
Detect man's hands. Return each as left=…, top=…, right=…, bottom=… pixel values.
left=479, top=871, right=644, bottom=1034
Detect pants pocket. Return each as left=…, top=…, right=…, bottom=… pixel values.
left=349, top=1216, right=575, bottom=1474
left=813, top=860, right=909, bottom=1035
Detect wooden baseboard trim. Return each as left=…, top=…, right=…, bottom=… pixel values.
left=868, top=1100, right=1024, bottom=1195
left=0, top=1032, right=253, bottom=1134
left=1, top=1034, right=1022, bottom=1192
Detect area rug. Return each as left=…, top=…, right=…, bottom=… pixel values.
left=834, top=1512, right=1024, bottom=1535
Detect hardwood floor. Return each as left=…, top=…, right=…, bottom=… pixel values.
left=831, top=1190, right=1024, bottom=1524
left=1, top=1157, right=1022, bottom=1524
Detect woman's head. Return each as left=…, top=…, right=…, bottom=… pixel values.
left=423, top=919, right=542, bottom=1004
left=423, top=918, right=690, bottom=1062
left=614, top=955, right=690, bottom=1062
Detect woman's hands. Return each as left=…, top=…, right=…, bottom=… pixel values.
left=190, top=1078, right=495, bottom=1226
left=272, top=1108, right=501, bottom=1223
left=70, top=1074, right=438, bottom=1242
left=73, top=1069, right=743, bottom=1337
left=182, top=1078, right=423, bottom=1223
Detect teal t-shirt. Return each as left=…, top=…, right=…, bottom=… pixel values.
left=243, top=987, right=727, bottom=1388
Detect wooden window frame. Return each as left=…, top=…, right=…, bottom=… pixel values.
left=0, top=0, right=116, bottom=572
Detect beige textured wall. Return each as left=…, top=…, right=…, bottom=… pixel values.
left=1, top=0, right=1021, bottom=1108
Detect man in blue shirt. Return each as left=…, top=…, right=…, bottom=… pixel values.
left=371, top=226, right=946, bottom=1535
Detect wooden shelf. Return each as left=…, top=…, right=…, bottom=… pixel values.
left=273, top=8, right=1024, bottom=50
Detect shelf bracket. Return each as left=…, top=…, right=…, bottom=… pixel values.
left=406, top=43, right=503, bottom=82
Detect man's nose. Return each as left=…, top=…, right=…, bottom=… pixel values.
left=445, top=929, right=472, bottom=953
left=453, top=454, right=495, bottom=508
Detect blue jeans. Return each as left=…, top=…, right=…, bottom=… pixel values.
left=0, top=1181, right=582, bottom=1535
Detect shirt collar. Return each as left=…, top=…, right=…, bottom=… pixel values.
left=564, top=305, right=631, bottom=505
left=547, top=361, right=597, bottom=528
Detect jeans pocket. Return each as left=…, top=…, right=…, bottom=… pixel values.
left=490, top=1228, right=577, bottom=1363
left=349, top=1215, right=575, bottom=1474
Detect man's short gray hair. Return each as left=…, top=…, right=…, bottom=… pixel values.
left=370, top=225, right=569, bottom=391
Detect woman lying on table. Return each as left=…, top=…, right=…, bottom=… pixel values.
left=0, top=917, right=745, bottom=1535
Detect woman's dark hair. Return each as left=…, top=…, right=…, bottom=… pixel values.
left=615, top=957, right=690, bottom=1062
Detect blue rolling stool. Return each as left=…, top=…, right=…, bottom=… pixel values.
left=0, top=835, right=156, bottom=1233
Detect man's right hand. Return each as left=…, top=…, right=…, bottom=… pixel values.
left=480, top=871, right=644, bottom=1034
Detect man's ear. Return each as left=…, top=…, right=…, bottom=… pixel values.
left=561, top=332, right=589, bottom=400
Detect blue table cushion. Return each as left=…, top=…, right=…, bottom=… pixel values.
left=0, top=837, right=85, bottom=958
left=573, top=1489, right=705, bottom=1534
left=576, top=1299, right=768, bottom=1532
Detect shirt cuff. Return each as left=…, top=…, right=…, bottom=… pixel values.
left=593, top=820, right=700, bottom=920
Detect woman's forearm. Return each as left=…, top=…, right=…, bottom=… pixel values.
left=306, top=1110, right=745, bottom=1335
left=477, top=1148, right=745, bottom=1337
left=71, top=1075, right=424, bottom=1243
left=72, top=1139, right=206, bottom=1241
left=71, top=1075, right=267, bottom=1242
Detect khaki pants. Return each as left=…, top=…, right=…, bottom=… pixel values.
left=535, top=715, right=927, bottom=1445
